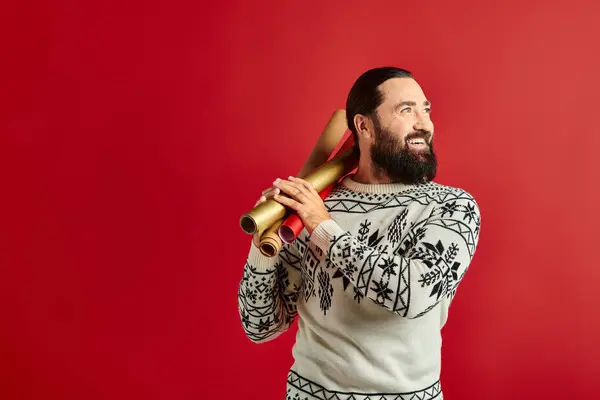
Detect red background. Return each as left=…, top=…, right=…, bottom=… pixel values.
left=2, top=1, right=600, bottom=399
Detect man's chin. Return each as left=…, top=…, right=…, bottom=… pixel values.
left=408, top=149, right=432, bottom=162
left=407, top=145, right=431, bottom=154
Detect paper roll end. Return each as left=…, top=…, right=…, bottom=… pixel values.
left=239, top=214, right=257, bottom=235
left=278, top=225, right=295, bottom=244
left=259, top=237, right=281, bottom=257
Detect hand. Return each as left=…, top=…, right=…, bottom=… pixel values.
left=272, top=176, right=331, bottom=235
left=252, top=185, right=281, bottom=248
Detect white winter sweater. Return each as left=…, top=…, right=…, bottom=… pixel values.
left=238, top=176, right=481, bottom=400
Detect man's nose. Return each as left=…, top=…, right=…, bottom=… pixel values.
left=413, top=113, right=433, bottom=132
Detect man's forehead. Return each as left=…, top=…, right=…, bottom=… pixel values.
left=379, top=77, right=427, bottom=103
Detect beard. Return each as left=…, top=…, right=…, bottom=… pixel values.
left=370, top=118, right=437, bottom=184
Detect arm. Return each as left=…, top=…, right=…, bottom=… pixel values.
left=237, top=240, right=303, bottom=343
left=310, top=193, right=481, bottom=318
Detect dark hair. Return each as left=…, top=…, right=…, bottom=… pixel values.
left=345, top=67, right=413, bottom=154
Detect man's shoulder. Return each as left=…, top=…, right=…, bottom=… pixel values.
left=424, top=181, right=481, bottom=235
left=422, top=181, right=481, bottom=223
left=426, top=181, right=478, bottom=204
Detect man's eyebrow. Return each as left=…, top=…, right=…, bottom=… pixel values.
left=394, top=100, right=431, bottom=110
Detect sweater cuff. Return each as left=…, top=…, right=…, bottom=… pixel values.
left=310, top=219, right=346, bottom=252
left=246, top=242, right=279, bottom=272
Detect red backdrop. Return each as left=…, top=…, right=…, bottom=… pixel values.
left=2, top=1, right=600, bottom=399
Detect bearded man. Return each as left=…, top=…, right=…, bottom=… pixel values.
left=237, top=67, right=481, bottom=400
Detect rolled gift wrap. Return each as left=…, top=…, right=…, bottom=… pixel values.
left=240, top=110, right=347, bottom=236
left=239, top=148, right=358, bottom=235
left=239, top=197, right=287, bottom=235
left=279, top=183, right=335, bottom=244
left=259, top=218, right=285, bottom=257
left=258, top=114, right=352, bottom=256
left=276, top=133, right=358, bottom=241
left=297, top=109, right=348, bottom=178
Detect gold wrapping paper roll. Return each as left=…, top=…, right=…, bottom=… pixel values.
left=240, top=148, right=357, bottom=235
left=251, top=109, right=352, bottom=257
left=259, top=219, right=284, bottom=257
left=245, top=109, right=349, bottom=239
left=297, top=109, right=348, bottom=178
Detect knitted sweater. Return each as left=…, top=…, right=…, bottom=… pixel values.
left=238, top=176, right=481, bottom=400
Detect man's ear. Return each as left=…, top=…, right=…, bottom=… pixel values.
left=353, top=114, right=374, bottom=141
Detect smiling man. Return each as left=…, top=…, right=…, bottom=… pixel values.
left=237, top=67, right=481, bottom=400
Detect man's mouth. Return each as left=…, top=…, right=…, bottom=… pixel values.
left=406, top=137, right=429, bottom=149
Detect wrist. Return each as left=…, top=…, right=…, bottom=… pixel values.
left=247, top=241, right=278, bottom=272
left=310, top=219, right=345, bottom=251
left=308, top=214, right=332, bottom=235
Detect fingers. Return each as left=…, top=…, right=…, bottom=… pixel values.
left=273, top=178, right=312, bottom=203
left=289, top=176, right=319, bottom=197
left=254, top=177, right=318, bottom=208
left=273, top=192, right=301, bottom=211
left=262, top=186, right=280, bottom=197
left=262, top=187, right=280, bottom=199
left=254, top=186, right=281, bottom=207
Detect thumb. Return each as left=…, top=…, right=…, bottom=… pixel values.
left=254, top=196, right=266, bottom=207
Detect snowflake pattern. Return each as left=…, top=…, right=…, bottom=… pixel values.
left=238, top=180, right=481, bottom=341
left=409, top=239, right=462, bottom=301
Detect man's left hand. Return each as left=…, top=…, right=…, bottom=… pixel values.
left=272, top=176, right=331, bottom=234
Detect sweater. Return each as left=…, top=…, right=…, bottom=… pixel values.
left=237, top=176, right=481, bottom=400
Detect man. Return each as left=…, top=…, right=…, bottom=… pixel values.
left=238, top=67, right=481, bottom=400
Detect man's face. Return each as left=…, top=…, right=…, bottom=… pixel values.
left=369, top=77, right=437, bottom=184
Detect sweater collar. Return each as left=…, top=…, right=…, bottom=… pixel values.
left=341, top=175, right=426, bottom=194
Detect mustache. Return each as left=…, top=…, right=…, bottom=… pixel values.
left=405, top=130, right=433, bottom=143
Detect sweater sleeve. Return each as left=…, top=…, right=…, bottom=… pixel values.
left=237, top=240, right=303, bottom=343
left=310, top=192, right=481, bottom=318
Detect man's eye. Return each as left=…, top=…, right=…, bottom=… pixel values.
left=401, top=107, right=411, bottom=113
left=424, top=107, right=431, bottom=113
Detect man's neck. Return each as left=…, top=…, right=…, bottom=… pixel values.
left=351, top=158, right=393, bottom=185
left=350, top=157, right=430, bottom=187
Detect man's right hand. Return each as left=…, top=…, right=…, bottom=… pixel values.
left=252, top=185, right=281, bottom=248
